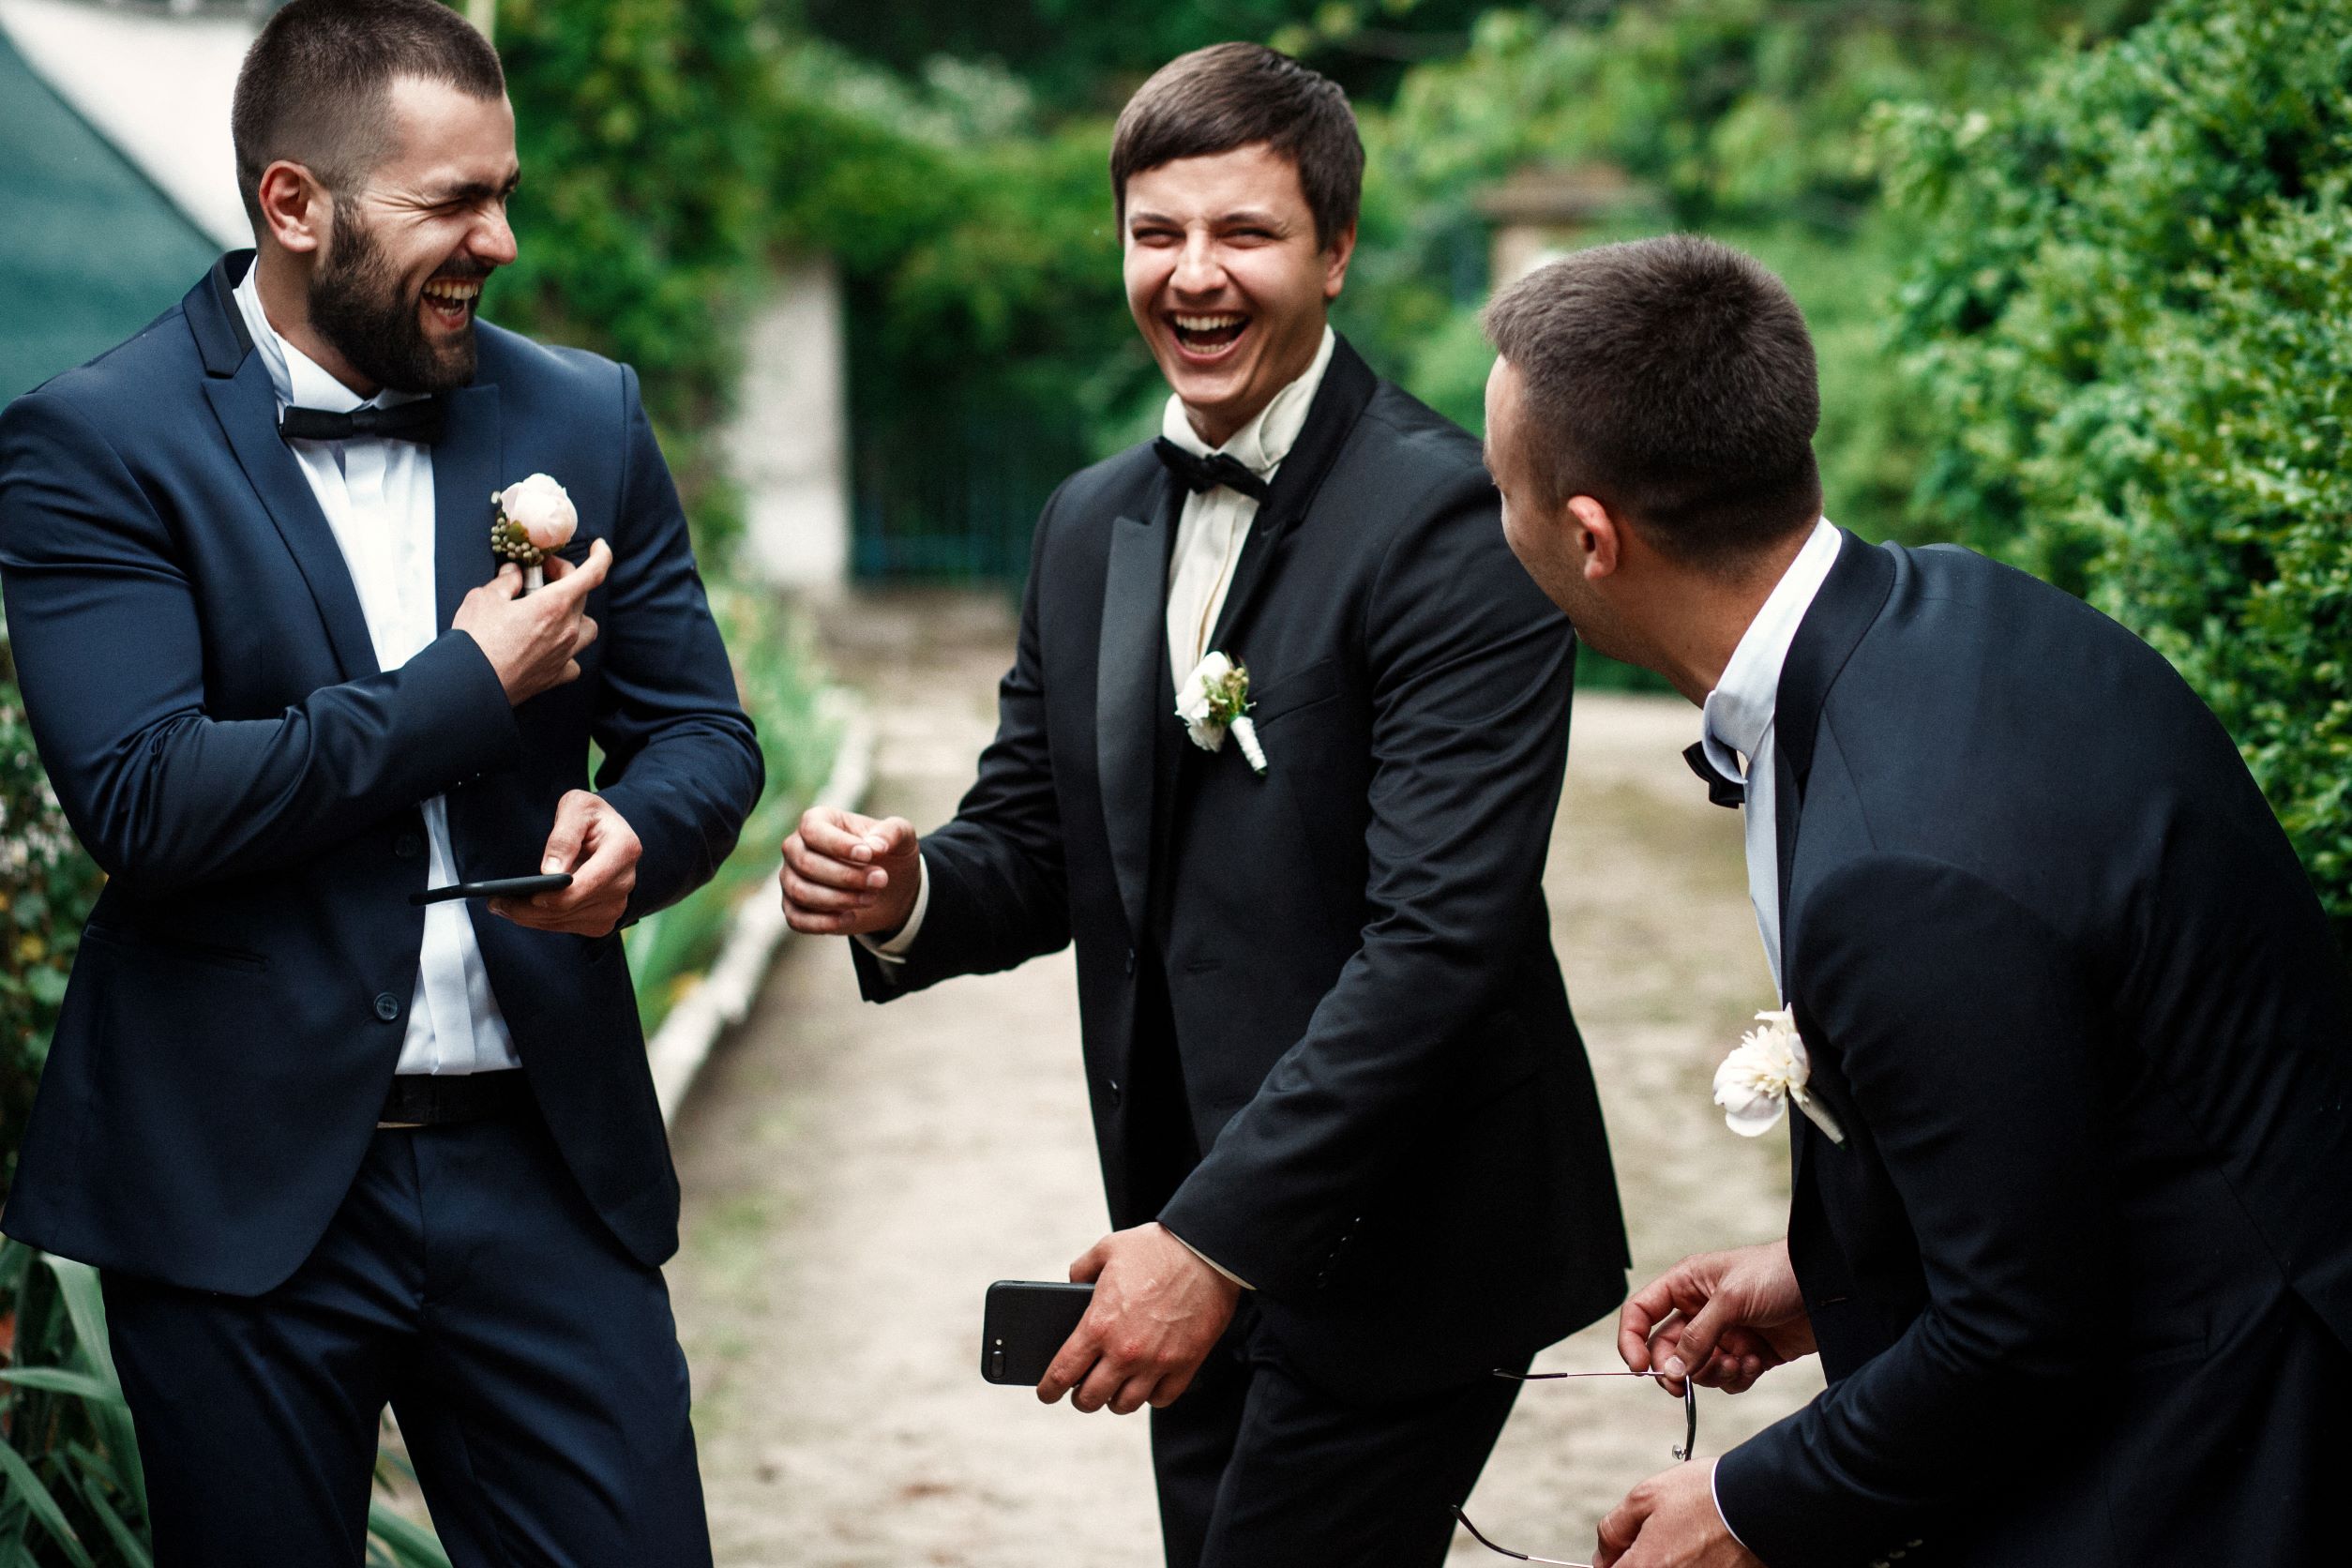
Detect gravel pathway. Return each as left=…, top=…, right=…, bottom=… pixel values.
left=665, top=591, right=1823, bottom=1567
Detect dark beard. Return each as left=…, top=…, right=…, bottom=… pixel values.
left=308, top=208, right=479, bottom=394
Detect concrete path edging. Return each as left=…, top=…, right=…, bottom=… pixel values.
left=650, top=687, right=876, bottom=1124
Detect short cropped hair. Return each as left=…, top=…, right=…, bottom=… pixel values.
left=232, top=0, right=506, bottom=230
left=1483, top=235, right=1822, bottom=570
left=1110, top=43, right=1363, bottom=249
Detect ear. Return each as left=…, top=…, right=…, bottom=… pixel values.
left=255, top=160, right=331, bottom=256
left=1565, top=494, right=1627, bottom=581
left=1321, top=220, right=1357, bottom=299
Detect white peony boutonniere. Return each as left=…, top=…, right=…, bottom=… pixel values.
left=1712, top=1008, right=1846, bottom=1145
left=1175, top=651, right=1266, bottom=775
left=490, top=473, right=579, bottom=591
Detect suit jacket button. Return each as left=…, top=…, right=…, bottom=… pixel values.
left=394, top=832, right=424, bottom=860
left=373, top=992, right=401, bottom=1022
left=1106, top=1078, right=1122, bottom=1108
left=1123, top=947, right=1136, bottom=977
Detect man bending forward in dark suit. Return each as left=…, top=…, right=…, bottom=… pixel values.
left=0, top=1, right=761, bottom=1560
left=782, top=42, right=1628, bottom=1568
left=1480, top=234, right=2352, bottom=1567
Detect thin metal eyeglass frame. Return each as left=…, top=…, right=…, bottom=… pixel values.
left=1448, top=1369, right=1698, bottom=1568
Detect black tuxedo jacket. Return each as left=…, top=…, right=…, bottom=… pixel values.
left=854, top=339, right=1627, bottom=1399
left=0, top=253, right=762, bottom=1292
left=1714, top=534, right=2352, bottom=1566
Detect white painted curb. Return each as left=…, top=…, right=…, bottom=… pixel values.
left=651, top=688, right=876, bottom=1124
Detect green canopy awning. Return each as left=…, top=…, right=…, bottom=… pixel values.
left=0, top=27, right=219, bottom=400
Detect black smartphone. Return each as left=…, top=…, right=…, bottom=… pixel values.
left=410, top=873, right=573, bottom=907
left=981, top=1280, right=1094, bottom=1386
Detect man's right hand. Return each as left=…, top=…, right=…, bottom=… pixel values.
left=1620, top=1237, right=1816, bottom=1395
left=780, top=807, right=921, bottom=938
left=452, top=540, right=612, bottom=706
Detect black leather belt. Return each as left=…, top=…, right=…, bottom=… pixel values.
left=378, top=1069, right=528, bottom=1127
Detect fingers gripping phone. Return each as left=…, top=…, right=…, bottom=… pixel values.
left=981, top=1280, right=1094, bottom=1386
left=410, top=873, right=572, bottom=907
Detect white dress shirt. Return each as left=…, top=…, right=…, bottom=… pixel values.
left=1697, top=517, right=1846, bottom=999
left=233, top=268, right=519, bottom=1076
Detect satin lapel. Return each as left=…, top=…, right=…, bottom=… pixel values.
left=202, top=359, right=381, bottom=681
left=1097, top=493, right=1172, bottom=942
left=1203, top=337, right=1380, bottom=656
left=188, top=251, right=252, bottom=376
left=1772, top=531, right=1895, bottom=973
left=1774, top=530, right=1894, bottom=1187
left=431, top=385, right=503, bottom=630
left=1777, top=733, right=1814, bottom=1176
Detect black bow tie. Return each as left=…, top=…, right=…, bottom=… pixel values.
left=279, top=398, right=445, bottom=445
left=1684, top=742, right=1745, bottom=808
left=1153, top=437, right=1272, bottom=504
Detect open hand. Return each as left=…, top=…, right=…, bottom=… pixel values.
left=1593, top=1461, right=1761, bottom=1568
left=779, top=807, right=920, bottom=938
left=1620, top=1238, right=1815, bottom=1396
left=490, top=789, right=640, bottom=937
left=453, top=540, right=611, bottom=706
left=1037, top=1223, right=1240, bottom=1415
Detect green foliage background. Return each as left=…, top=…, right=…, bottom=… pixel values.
left=1884, top=0, right=2352, bottom=937
left=0, top=646, right=99, bottom=1209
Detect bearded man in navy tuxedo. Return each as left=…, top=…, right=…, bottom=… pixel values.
left=0, top=0, right=760, bottom=1561
left=1480, top=234, right=2352, bottom=1567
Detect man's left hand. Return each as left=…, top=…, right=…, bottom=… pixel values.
left=1593, top=1461, right=1762, bottom=1568
left=491, top=790, right=641, bottom=937
left=1037, top=1222, right=1240, bottom=1415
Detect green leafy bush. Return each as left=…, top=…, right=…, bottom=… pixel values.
left=1885, top=0, right=2352, bottom=935
left=0, top=1240, right=451, bottom=1567
left=0, top=644, right=99, bottom=1210
left=1346, top=1, right=2159, bottom=544
left=487, top=0, right=781, bottom=556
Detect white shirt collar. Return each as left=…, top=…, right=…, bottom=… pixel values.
left=1701, top=517, right=1846, bottom=776
left=232, top=261, right=420, bottom=417
left=1159, top=324, right=1336, bottom=474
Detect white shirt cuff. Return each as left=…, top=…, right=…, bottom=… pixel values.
left=855, top=854, right=928, bottom=963
left=1168, top=1228, right=1254, bottom=1291
left=1711, top=1460, right=1751, bottom=1552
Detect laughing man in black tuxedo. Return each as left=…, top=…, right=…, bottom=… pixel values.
left=1480, top=234, right=2352, bottom=1568
left=781, top=42, right=1627, bottom=1568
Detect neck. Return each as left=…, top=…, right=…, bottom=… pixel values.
left=1632, top=524, right=1817, bottom=706
left=1180, top=322, right=1324, bottom=448
left=252, top=245, right=381, bottom=400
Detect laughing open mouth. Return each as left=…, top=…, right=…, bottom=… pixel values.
left=421, top=277, right=483, bottom=327
left=1171, top=312, right=1247, bottom=354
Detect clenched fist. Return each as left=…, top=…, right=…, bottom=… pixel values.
left=779, top=807, right=921, bottom=938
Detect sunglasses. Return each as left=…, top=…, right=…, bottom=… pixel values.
left=1450, top=1368, right=1697, bottom=1567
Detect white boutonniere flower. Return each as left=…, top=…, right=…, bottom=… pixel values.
left=1174, top=651, right=1266, bottom=775
left=490, top=473, right=579, bottom=591
left=1712, top=1008, right=1846, bottom=1145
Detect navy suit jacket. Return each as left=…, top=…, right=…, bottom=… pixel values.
left=0, top=253, right=762, bottom=1294
left=1714, top=535, right=2352, bottom=1566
